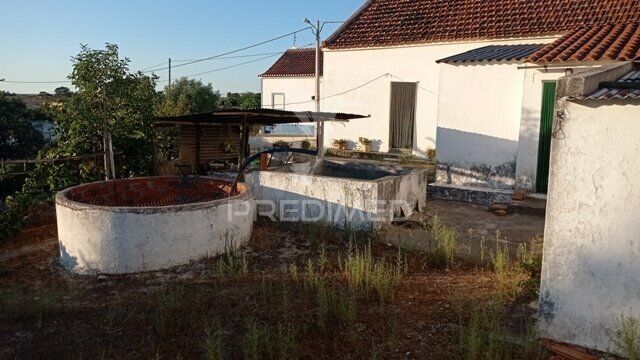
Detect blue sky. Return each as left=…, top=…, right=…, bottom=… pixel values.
left=0, top=0, right=364, bottom=94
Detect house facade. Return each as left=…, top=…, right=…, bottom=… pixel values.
left=260, top=0, right=640, bottom=198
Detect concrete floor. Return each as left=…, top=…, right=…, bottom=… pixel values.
left=384, top=199, right=546, bottom=260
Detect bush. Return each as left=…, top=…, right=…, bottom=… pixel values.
left=272, top=140, right=291, bottom=148
left=301, top=139, right=311, bottom=150
left=332, top=139, right=349, bottom=150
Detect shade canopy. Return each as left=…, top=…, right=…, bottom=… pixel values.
left=156, top=108, right=369, bottom=126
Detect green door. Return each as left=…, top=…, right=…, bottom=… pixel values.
left=536, top=82, right=556, bottom=193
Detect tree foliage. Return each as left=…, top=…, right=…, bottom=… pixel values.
left=54, top=86, right=73, bottom=97
left=0, top=92, right=45, bottom=159
left=218, top=92, right=261, bottom=110
left=1, top=43, right=158, bottom=240
left=156, top=78, right=219, bottom=116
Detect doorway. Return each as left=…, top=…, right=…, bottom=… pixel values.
left=389, top=82, right=417, bottom=150
left=536, top=82, right=556, bottom=193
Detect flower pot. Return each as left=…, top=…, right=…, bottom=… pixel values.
left=362, top=144, right=371, bottom=152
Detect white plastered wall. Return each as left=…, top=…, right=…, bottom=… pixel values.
left=261, top=76, right=318, bottom=111
left=321, top=37, right=558, bottom=156
left=435, top=62, right=525, bottom=188
left=539, top=99, right=640, bottom=353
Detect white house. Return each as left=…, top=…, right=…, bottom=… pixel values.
left=538, top=62, right=640, bottom=354
left=257, top=48, right=321, bottom=149
left=260, top=0, right=640, bottom=201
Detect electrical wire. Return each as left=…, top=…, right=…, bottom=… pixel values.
left=157, top=53, right=284, bottom=83
left=0, top=79, right=71, bottom=84
left=143, top=27, right=311, bottom=73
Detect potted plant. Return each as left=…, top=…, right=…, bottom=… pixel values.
left=272, top=140, right=291, bottom=148
left=358, top=137, right=373, bottom=152
left=332, top=139, right=348, bottom=151
left=301, top=139, right=311, bottom=150
left=426, top=147, right=436, bottom=161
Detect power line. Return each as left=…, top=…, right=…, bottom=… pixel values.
left=280, top=73, right=438, bottom=108
left=0, top=79, right=71, bottom=84
left=157, top=53, right=284, bottom=83
left=143, top=27, right=311, bottom=73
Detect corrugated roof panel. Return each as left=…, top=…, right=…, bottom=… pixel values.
left=436, top=44, right=544, bottom=64
left=572, top=68, right=640, bottom=100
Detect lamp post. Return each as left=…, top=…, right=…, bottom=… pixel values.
left=303, top=19, right=342, bottom=157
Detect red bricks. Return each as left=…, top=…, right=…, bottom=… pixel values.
left=326, top=0, right=640, bottom=49
left=66, top=177, right=243, bottom=207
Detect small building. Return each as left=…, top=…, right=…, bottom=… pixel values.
left=258, top=48, right=320, bottom=147
left=539, top=62, right=640, bottom=354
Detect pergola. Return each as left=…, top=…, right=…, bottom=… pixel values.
left=156, top=108, right=369, bottom=168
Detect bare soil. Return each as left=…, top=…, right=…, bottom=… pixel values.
left=0, top=201, right=547, bottom=359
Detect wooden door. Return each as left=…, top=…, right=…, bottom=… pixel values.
left=389, top=82, right=417, bottom=150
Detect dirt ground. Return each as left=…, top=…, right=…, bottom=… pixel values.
left=0, top=200, right=547, bottom=359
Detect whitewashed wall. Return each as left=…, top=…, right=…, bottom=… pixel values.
left=261, top=77, right=318, bottom=111
left=539, top=99, right=640, bottom=353
left=435, top=62, right=525, bottom=189
left=321, top=37, right=558, bottom=155
left=514, top=66, right=602, bottom=190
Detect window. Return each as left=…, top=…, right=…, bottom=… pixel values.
left=271, top=93, right=285, bottom=110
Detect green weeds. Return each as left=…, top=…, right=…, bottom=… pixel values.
left=611, top=315, right=640, bottom=359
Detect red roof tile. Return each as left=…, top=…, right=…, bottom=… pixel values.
left=260, top=48, right=322, bottom=78
left=526, top=23, right=640, bottom=63
left=326, top=0, right=640, bottom=49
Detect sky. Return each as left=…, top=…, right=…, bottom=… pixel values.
left=0, top=0, right=364, bottom=94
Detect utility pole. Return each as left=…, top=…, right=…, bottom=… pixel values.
left=305, top=18, right=324, bottom=157
left=168, top=58, right=172, bottom=88
left=314, top=20, right=323, bottom=156
left=303, top=19, right=342, bottom=157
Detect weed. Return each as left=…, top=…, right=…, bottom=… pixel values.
left=214, top=239, right=248, bottom=277
left=516, top=243, right=543, bottom=299
left=274, top=323, right=297, bottom=359
left=154, top=285, right=184, bottom=337
left=243, top=318, right=267, bottom=360
left=288, top=263, right=299, bottom=281
left=341, top=241, right=404, bottom=302
left=1, top=286, right=58, bottom=328
left=315, top=277, right=330, bottom=331
left=425, top=215, right=457, bottom=269
left=611, top=315, right=640, bottom=359
left=203, top=324, right=226, bottom=360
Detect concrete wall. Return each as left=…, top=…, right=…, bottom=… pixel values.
left=247, top=159, right=428, bottom=229
left=435, top=62, right=525, bottom=189
left=539, top=98, right=640, bottom=353
left=321, top=37, right=558, bottom=155
left=261, top=76, right=317, bottom=111
left=56, top=182, right=255, bottom=275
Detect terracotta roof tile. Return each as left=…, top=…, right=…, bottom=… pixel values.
left=260, top=48, right=322, bottom=78
left=527, top=23, right=640, bottom=63
left=327, top=0, right=640, bottom=49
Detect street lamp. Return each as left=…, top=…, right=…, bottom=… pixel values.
left=303, top=19, right=342, bottom=157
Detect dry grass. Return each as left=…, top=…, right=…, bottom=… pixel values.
left=0, top=215, right=548, bottom=359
